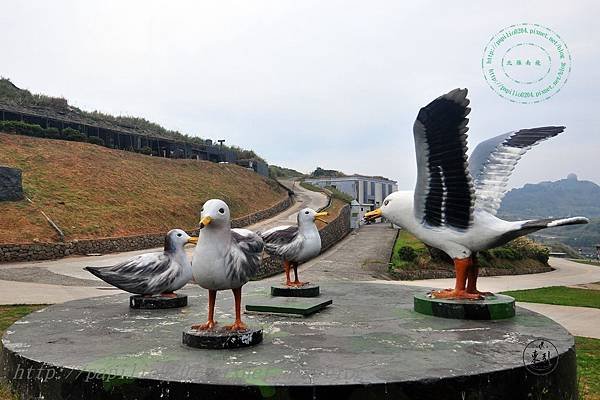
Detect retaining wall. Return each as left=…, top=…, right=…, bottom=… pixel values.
left=254, top=203, right=351, bottom=279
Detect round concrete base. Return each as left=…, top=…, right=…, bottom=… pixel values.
left=1, top=282, right=576, bottom=400
left=182, top=326, right=262, bottom=349
left=271, top=283, right=320, bottom=297
left=414, top=292, right=516, bottom=320
left=129, top=294, right=188, bottom=309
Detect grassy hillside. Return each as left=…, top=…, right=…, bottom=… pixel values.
left=0, top=133, right=286, bottom=243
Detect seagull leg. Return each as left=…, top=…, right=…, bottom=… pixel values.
left=160, top=292, right=177, bottom=298
left=431, top=257, right=483, bottom=300
left=284, top=260, right=294, bottom=286
left=191, top=289, right=217, bottom=331
left=291, top=262, right=308, bottom=287
left=225, top=287, right=247, bottom=331
left=466, top=254, right=493, bottom=296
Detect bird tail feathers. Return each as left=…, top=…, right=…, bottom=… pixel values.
left=84, top=266, right=106, bottom=280
left=521, top=216, right=589, bottom=230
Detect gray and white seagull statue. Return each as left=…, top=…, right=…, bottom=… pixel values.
left=191, top=199, right=264, bottom=331
left=365, top=88, right=588, bottom=300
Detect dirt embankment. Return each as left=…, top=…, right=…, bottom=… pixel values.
left=0, top=133, right=286, bottom=243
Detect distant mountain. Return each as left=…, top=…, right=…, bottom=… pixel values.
left=499, top=174, right=600, bottom=220
left=310, top=167, right=346, bottom=178
left=498, top=174, right=600, bottom=253
left=269, top=165, right=306, bottom=179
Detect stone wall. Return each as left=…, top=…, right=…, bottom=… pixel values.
left=0, top=195, right=294, bottom=263
left=231, top=195, right=293, bottom=229
left=0, top=166, right=23, bottom=201
left=254, top=203, right=351, bottom=280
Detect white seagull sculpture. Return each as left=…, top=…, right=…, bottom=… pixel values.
left=260, top=207, right=329, bottom=287
left=85, top=229, right=196, bottom=297
left=191, top=199, right=263, bottom=331
left=365, top=88, right=588, bottom=300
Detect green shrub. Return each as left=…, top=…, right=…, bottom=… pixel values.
left=86, top=136, right=105, bottom=146
left=299, top=181, right=322, bottom=192
left=508, top=237, right=550, bottom=263
left=62, top=127, right=86, bottom=142
left=491, top=246, right=523, bottom=260
left=44, top=127, right=61, bottom=139
left=324, top=186, right=354, bottom=203
left=397, top=246, right=418, bottom=262
left=0, top=121, right=45, bottom=137
left=140, top=146, right=152, bottom=155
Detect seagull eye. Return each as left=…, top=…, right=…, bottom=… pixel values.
left=218, top=208, right=225, bottom=214
left=305, top=211, right=309, bottom=215
left=177, top=233, right=182, bottom=237
left=384, top=200, right=390, bottom=206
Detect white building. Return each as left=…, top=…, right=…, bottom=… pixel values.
left=304, top=174, right=398, bottom=210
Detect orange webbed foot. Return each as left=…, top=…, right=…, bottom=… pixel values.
left=467, top=289, right=494, bottom=297
left=191, top=320, right=217, bottom=331
left=431, top=289, right=484, bottom=300
left=288, top=281, right=309, bottom=288
left=224, top=321, right=248, bottom=332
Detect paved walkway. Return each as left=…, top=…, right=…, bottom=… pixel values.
left=517, top=302, right=600, bottom=339
left=266, top=223, right=398, bottom=284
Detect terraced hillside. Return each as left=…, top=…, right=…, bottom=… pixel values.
left=0, top=133, right=286, bottom=243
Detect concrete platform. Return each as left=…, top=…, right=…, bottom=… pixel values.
left=246, top=296, right=333, bottom=316
left=1, top=282, right=576, bottom=400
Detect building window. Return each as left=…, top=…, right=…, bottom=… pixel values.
left=363, top=181, right=368, bottom=203
left=370, top=181, right=375, bottom=195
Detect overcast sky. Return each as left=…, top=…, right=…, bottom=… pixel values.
left=1, top=1, right=598, bottom=189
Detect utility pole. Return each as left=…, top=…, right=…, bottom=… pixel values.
left=218, top=140, right=226, bottom=162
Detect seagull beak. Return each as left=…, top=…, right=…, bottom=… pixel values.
left=314, top=212, right=329, bottom=224
left=187, top=237, right=198, bottom=245
left=364, top=208, right=382, bottom=221
left=199, top=216, right=212, bottom=229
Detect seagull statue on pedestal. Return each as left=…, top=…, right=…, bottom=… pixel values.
left=85, top=229, right=196, bottom=297
left=260, top=208, right=329, bottom=287
left=191, top=199, right=263, bottom=331
left=365, top=88, right=588, bottom=300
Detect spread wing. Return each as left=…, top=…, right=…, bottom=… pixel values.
left=226, top=229, right=264, bottom=282
left=469, top=126, right=565, bottom=215
left=85, top=252, right=177, bottom=294
left=413, top=88, right=474, bottom=230
left=259, top=225, right=302, bottom=259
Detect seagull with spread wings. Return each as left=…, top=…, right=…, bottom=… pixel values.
left=365, top=88, right=588, bottom=300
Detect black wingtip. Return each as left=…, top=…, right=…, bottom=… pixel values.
left=84, top=266, right=102, bottom=278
